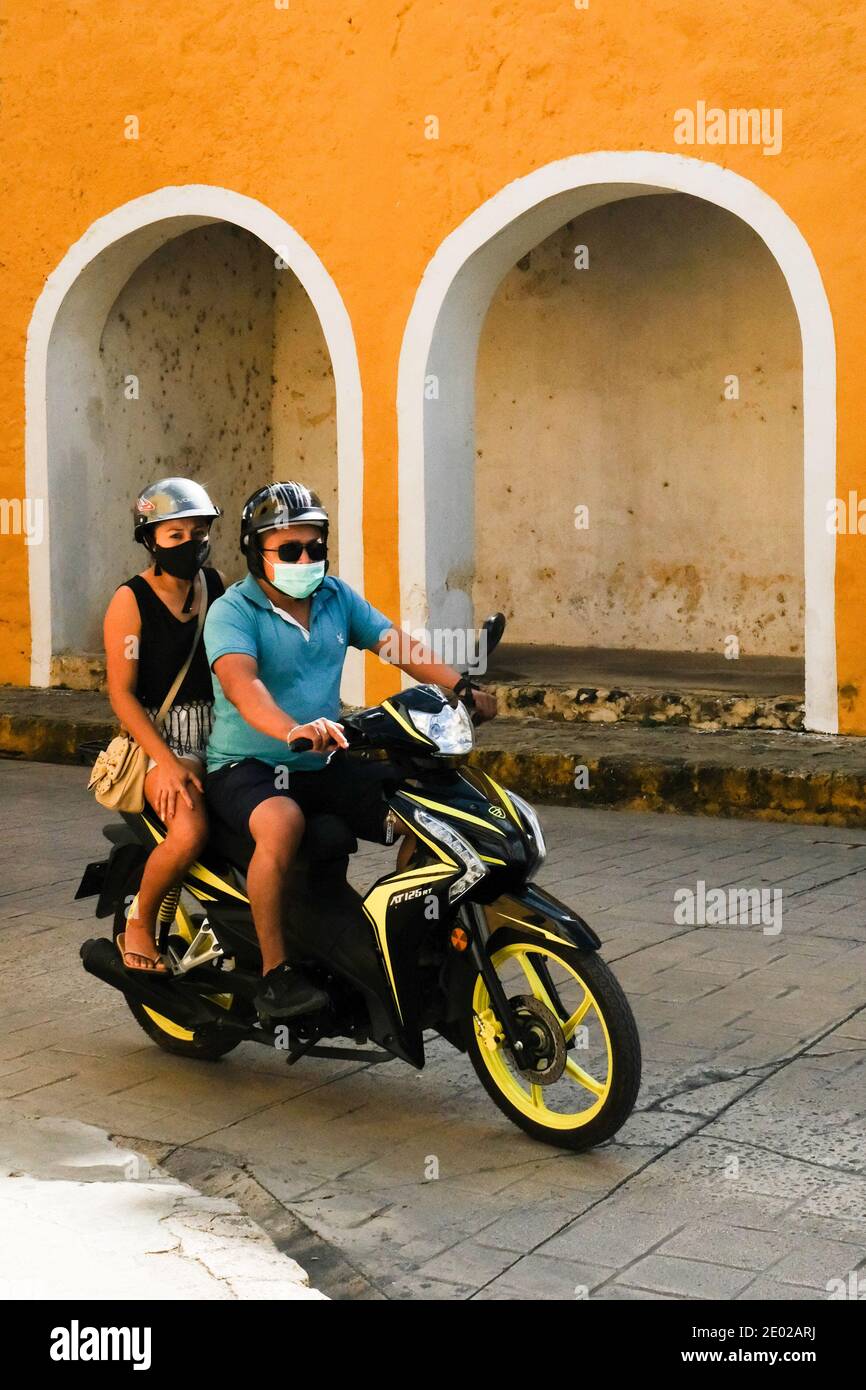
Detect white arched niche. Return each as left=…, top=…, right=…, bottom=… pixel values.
left=26, top=185, right=367, bottom=705
left=398, top=152, right=837, bottom=733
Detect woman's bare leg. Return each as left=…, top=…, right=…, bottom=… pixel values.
left=124, top=757, right=208, bottom=964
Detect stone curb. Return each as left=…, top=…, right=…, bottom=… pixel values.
left=2, top=688, right=865, bottom=826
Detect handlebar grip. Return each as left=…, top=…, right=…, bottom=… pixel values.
left=289, top=737, right=314, bottom=752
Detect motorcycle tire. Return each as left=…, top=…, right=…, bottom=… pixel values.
left=460, top=938, right=641, bottom=1151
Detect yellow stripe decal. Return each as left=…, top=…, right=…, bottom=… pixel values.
left=490, top=908, right=573, bottom=949
left=143, top=816, right=248, bottom=902
left=188, top=861, right=249, bottom=902
left=363, top=865, right=454, bottom=1022
left=399, top=817, right=459, bottom=870
left=382, top=699, right=434, bottom=744
left=480, top=773, right=522, bottom=827
left=403, top=792, right=507, bottom=836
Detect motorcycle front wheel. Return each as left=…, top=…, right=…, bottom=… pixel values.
left=460, top=940, right=641, bottom=1151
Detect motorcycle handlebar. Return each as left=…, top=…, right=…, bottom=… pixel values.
left=289, top=685, right=489, bottom=754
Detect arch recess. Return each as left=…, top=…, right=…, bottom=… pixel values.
left=397, top=152, right=836, bottom=733
left=26, top=184, right=367, bottom=705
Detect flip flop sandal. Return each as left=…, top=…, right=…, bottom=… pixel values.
left=116, top=931, right=168, bottom=973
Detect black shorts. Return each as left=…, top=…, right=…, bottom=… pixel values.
left=205, top=752, right=397, bottom=846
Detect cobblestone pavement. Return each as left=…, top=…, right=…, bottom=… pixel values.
left=1, top=762, right=864, bottom=1301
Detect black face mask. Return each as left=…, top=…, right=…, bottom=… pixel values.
left=152, top=538, right=211, bottom=580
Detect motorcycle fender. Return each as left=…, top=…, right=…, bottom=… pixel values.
left=74, top=859, right=109, bottom=902
left=440, top=887, right=600, bottom=1034
left=482, top=884, right=601, bottom=954
left=93, top=842, right=147, bottom=920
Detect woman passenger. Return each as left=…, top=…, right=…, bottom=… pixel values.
left=102, top=478, right=226, bottom=970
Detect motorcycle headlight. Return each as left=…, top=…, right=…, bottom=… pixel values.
left=509, top=791, right=547, bottom=879
left=408, top=699, right=474, bottom=754
left=413, top=807, right=487, bottom=903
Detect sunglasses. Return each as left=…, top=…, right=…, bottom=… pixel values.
left=261, top=538, right=327, bottom=563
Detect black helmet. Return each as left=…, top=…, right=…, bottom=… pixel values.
left=133, top=477, right=221, bottom=545
left=240, top=481, right=330, bottom=583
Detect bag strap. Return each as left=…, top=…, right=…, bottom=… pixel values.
left=153, top=572, right=209, bottom=729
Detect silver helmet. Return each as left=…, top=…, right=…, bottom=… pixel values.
left=133, top=477, right=221, bottom=544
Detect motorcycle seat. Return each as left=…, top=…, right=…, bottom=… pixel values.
left=206, top=811, right=358, bottom=873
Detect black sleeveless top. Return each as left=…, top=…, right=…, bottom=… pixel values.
left=119, top=567, right=225, bottom=709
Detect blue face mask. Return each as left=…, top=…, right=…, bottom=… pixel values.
left=267, top=559, right=325, bottom=598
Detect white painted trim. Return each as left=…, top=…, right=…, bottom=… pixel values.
left=25, top=184, right=367, bottom=704
left=398, top=152, right=837, bottom=733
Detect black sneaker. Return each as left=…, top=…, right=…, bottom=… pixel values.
left=254, top=962, right=329, bottom=1020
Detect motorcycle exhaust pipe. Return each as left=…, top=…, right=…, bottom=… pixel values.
left=80, top=937, right=228, bottom=1030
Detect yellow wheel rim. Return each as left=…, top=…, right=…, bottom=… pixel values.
left=472, top=943, right=613, bottom=1130
left=142, top=900, right=232, bottom=1042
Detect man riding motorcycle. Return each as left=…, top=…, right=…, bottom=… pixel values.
left=202, top=481, right=497, bottom=1021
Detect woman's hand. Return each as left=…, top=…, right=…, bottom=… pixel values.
left=288, top=718, right=349, bottom=753
left=151, top=757, right=204, bottom=821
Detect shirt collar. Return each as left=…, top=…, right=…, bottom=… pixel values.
left=237, top=572, right=271, bottom=608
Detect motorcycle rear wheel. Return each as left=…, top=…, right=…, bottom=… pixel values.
left=461, top=940, right=641, bottom=1151
left=113, top=861, right=242, bottom=1061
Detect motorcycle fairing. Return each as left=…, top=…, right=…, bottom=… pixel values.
left=388, top=772, right=528, bottom=874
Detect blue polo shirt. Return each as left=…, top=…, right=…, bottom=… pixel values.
left=203, top=572, right=392, bottom=773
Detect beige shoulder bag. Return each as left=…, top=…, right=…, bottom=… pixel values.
left=88, top=573, right=210, bottom=812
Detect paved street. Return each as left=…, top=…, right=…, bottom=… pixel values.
left=1, top=761, right=864, bottom=1300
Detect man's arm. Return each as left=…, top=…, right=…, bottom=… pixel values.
left=343, top=583, right=496, bottom=719
left=370, top=627, right=497, bottom=720
left=370, top=628, right=460, bottom=689
left=212, top=654, right=348, bottom=750
left=212, top=653, right=300, bottom=742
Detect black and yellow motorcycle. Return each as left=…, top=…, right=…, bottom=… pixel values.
left=76, top=615, right=640, bottom=1151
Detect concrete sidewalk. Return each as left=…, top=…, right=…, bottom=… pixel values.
left=0, top=1114, right=325, bottom=1301
left=3, top=684, right=866, bottom=826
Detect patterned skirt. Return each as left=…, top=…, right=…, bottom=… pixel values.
left=145, top=699, right=215, bottom=761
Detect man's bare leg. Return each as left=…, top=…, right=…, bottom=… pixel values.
left=247, top=796, right=305, bottom=974
left=396, top=829, right=417, bottom=871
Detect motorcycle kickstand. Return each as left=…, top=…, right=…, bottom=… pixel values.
left=284, top=1029, right=322, bottom=1066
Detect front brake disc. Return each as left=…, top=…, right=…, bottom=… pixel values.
left=509, top=994, right=567, bottom=1085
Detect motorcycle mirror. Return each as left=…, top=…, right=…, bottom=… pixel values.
left=481, top=611, right=506, bottom=661
left=450, top=612, right=507, bottom=695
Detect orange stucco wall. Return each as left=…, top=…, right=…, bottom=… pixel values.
left=2, top=3, right=865, bottom=722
